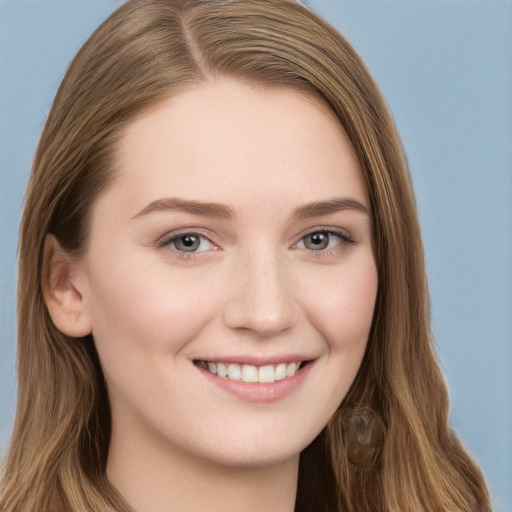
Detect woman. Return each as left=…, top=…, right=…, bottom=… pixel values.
left=0, top=0, right=491, bottom=511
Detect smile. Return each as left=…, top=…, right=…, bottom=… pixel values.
left=196, top=360, right=303, bottom=383
left=194, top=357, right=314, bottom=403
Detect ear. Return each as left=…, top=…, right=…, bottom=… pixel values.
left=42, top=234, right=92, bottom=338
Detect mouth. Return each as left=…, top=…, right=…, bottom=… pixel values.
left=194, top=360, right=308, bottom=384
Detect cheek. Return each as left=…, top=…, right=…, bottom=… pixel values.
left=302, top=257, right=378, bottom=351
left=83, top=259, right=220, bottom=357
left=304, top=258, right=377, bottom=411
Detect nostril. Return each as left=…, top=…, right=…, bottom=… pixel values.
left=221, top=260, right=297, bottom=335
left=222, top=299, right=298, bottom=336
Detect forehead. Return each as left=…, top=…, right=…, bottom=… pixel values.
left=105, top=77, right=367, bottom=219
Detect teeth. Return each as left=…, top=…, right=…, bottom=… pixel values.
left=275, top=363, right=287, bottom=381
left=228, top=363, right=241, bottom=380
left=200, top=360, right=303, bottom=383
left=258, top=364, right=275, bottom=383
left=241, top=365, right=258, bottom=382
left=217, top=362, right=228, bottom=377
left=286, top=362, right=298, bottom=377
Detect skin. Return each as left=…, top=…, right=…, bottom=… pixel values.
left=46, top=78, right=378, bottom=512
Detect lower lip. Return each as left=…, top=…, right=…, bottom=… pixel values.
left=196, top=362, right=313, bottom=403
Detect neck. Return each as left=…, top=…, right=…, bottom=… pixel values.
left=106, top=422, right=299, bottom=512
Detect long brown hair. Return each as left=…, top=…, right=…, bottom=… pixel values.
left=0, top=1, right=491, bottom=511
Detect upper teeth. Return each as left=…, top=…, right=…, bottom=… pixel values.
left=201, top=361, right=301, bottom=383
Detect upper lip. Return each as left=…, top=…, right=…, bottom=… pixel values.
left=193, top=354, right=315, bottom=366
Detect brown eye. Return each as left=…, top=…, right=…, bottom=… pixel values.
left=303, top=232, right=330, bottom=250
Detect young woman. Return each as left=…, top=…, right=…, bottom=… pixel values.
left=0, top=1, right=491, bottom=511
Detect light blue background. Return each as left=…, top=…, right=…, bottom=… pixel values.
left=1, top=1, right=510, bottom=510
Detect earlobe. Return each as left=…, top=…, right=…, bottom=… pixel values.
left=42, top=234, right=92, bottom=338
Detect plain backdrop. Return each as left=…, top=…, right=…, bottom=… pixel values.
left=0, top=1, right=510, bottom=510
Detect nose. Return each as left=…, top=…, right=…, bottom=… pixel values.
left=222, top=247, right=298, bottom=337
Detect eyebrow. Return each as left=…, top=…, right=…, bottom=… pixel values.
left=131, top=196, right=369, bottom=221
left=131, top=197, right=237, bottom=220
left=293, top=197, right=369, bottom=218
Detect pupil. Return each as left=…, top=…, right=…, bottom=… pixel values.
left=306, top=232, right=329, bottom=250
left=182, top=236, right=196, bottom=247
left=311, top=233, right=325, bottom=245
left=175, top=234, right=200, bottom=252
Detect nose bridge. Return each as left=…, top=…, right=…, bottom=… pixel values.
left=222, top=243, right=297, bottom=336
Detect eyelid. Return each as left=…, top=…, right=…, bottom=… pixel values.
left=293, top=226, right=355, bottom=247
left=154, top=225, right=355, bottom=256
left=155, top=228, right=219, bottom=252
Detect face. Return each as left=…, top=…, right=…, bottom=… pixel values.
left=77, top=78, right=378, bottom=469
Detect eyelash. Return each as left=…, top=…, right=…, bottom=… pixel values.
left=294, top=228, right=356, bottom=256
left=155, top=227, right=355, bottom=259
left=155, top=229, right=217, bottom=259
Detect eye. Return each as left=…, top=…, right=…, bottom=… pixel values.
left=157, top=232, right=214, bottom=253
left=297, top=230, right=353, bottom=251
left=303, top=231, right=332, bottom=250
